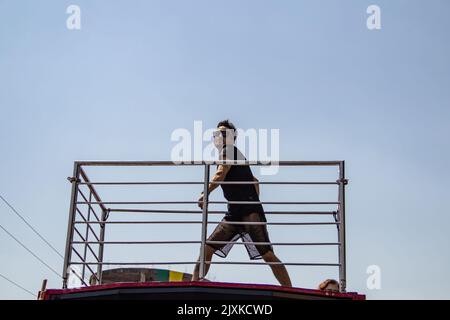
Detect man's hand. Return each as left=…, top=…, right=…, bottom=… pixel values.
left=198, top=193, right=204, bottom=210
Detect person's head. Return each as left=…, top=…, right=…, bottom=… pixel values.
left=213, top=119, right=237, bottom=148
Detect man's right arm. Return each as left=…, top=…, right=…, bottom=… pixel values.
left=207, top=164, right=231, bottom=193
left=198, top=164, right=231, bottom=209
left=253, top=176, right=260, bottom=196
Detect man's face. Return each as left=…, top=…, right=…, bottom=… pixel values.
left=213, top=126, right=235, bottom=149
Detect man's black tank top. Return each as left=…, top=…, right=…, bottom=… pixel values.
left=219, top=145, right=264, bottom=218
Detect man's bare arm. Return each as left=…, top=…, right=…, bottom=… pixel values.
left=208, top=164, right=231, bottom=193
left=198, top=165, right=230, bottom=208
left=253, top=176, right=260, bottom=196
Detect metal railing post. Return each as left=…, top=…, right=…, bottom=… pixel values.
left=199, top=164, right=210, bottom=279
left=62, top=162, right=80, bottom=288
left=338, top=161, right=347, bottom=292
left=96, top=208, right=108, bottom=285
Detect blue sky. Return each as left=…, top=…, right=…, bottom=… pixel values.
left=0, top=0, right=449, bottom=299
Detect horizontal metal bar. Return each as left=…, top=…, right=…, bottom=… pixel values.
left=79, top=181, right=338, bottom=186
left=80, top=182, right=204, bottom=185
left=74, top=221, right=339, bottom=226
left=108, top=209, right=337, bottom=215
left=207, top=261, right=340, bottom=266
left=213, top=221, right=339, bottom=226
left=72, top=241, right=201, bottom=245
left=76, top=160, right=343, bottom=167
left=70, top=261, right=195, bottom=265
left=68, top=261, right=340, bottom=266
left=74, top=221, right=204, bottom=225
left=77, top=201, right=201, bottom=205
left=77, top=201, right=340, bottom=205
left=216, top=221, right=339, bottom=226
left=213, top=181, right=338, bottom=185
left=110, top=208, right=220, bottom=214
left=72, top=241, right=340, bottom=246
left=213, top=201, right=339, bottom=205
left=207, top=241, right=340, bottom=246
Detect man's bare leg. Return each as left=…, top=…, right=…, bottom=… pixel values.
left=262, top=250, right=292, bottom=287
left=192, top=245, right=215, bottom=281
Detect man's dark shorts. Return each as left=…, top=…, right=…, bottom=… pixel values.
left=206, top=206, right=274, bottom=260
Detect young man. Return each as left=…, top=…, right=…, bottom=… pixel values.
left=191, top=120, right=292, bottom=287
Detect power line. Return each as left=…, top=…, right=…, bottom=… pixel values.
left=0, top=222, right=61, bottom=279
left=0, top=195, right=89, bottom=287
left=0, top=272, right=36, bottom=298
left=0, top=194, right=64, bottom=259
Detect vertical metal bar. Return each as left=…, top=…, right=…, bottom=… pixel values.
left=81, top=191, right=92, bottom=284
left=62, top=162, right=80, bottom=288
left=338, top=161, right=347, bottom=292
left=199, top=164, right=210, bottom=279
left=96, top=208, right=107, bottom=285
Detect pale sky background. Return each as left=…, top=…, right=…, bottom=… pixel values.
left=1, top=0, right=449, bottom=300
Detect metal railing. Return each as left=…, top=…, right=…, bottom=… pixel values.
left=62, top=161, right=348, bottom=292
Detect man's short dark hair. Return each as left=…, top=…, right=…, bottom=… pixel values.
left=217, top=119, right=237, bottom=141
left=217, top=119, right=236, bottom=131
